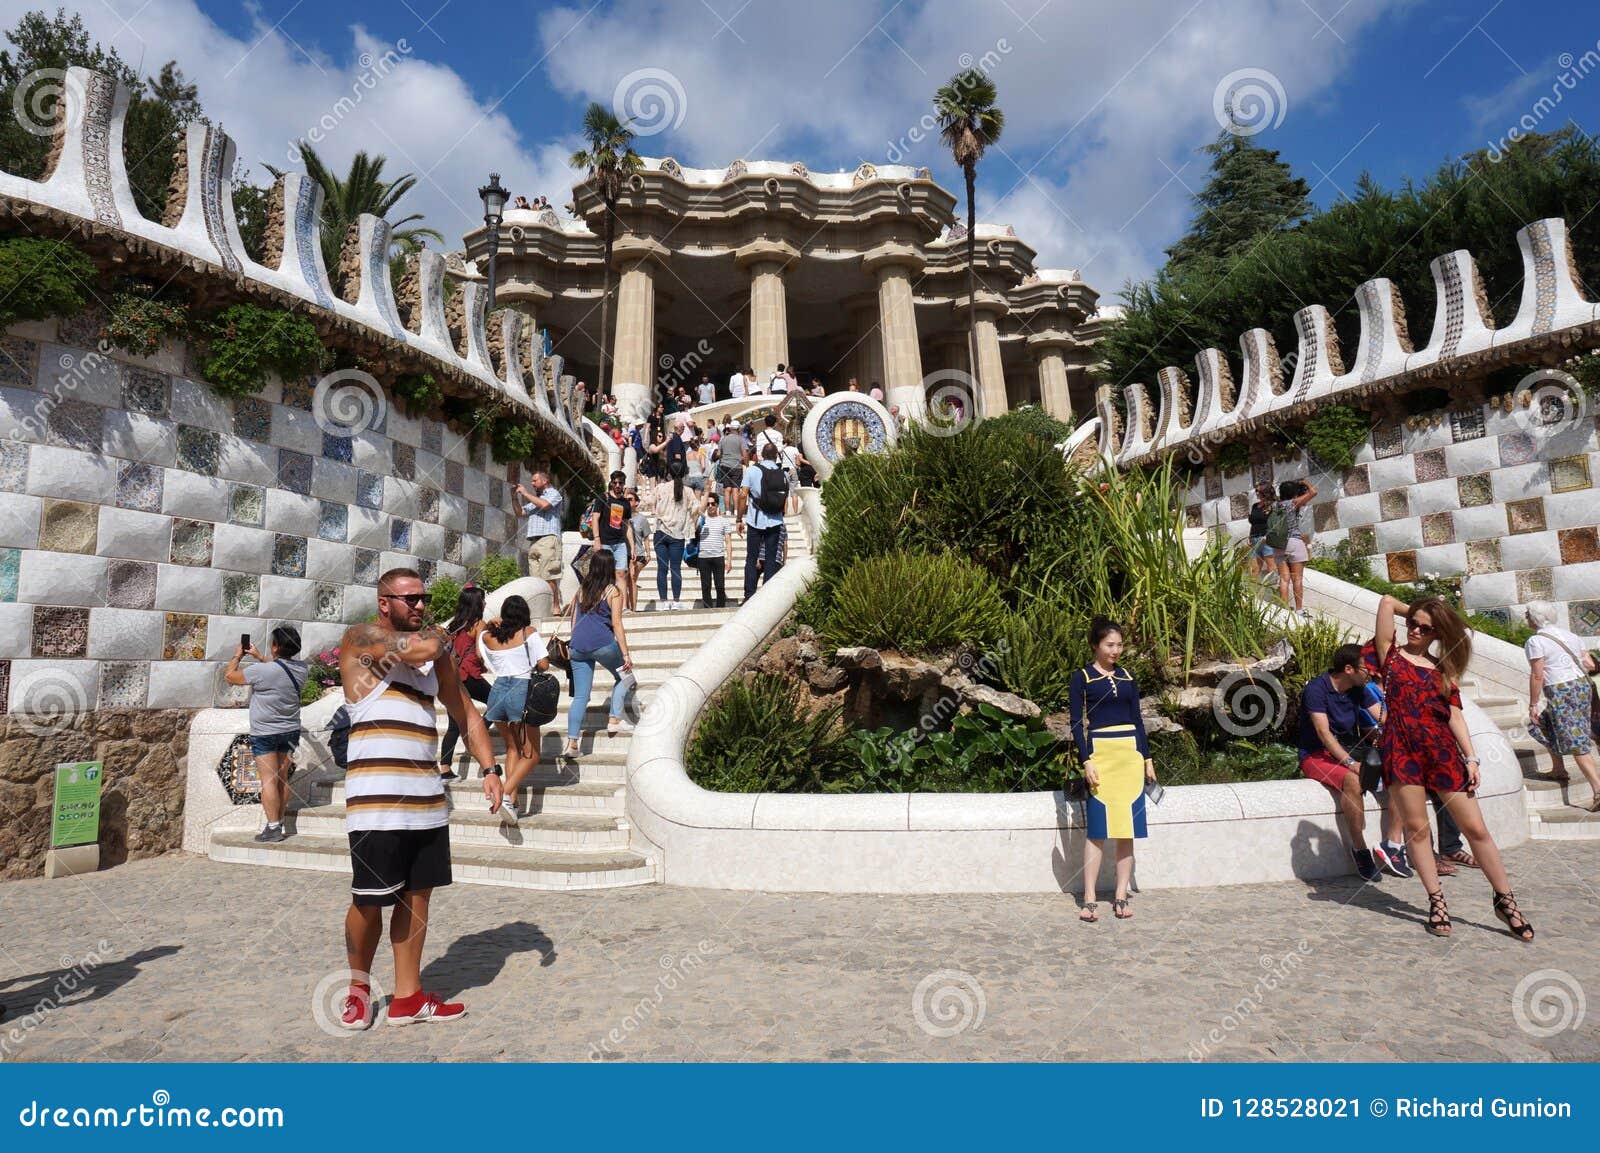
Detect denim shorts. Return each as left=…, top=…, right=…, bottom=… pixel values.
left=1249, top=536, right=1273, bottom=559
left=604, top=541, right=629, bottom=570
left=484, top=675, right=529, bottom=722
left=250, top=730, right=301, bottom=756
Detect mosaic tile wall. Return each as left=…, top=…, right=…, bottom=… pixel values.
left=0, top=322, right=529, bottom=714
left=1185, top=400, right=1600, bottom=638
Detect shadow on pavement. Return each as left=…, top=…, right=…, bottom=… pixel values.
left=421, top=922, right=556, bottom=998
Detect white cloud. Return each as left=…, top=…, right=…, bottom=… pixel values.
left=0, top=0, right=578, bottom=245
left=537, top=0, right=1411, bottom=295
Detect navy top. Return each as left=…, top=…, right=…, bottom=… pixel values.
left=1297, top=673, right=1379, bottom=757
left=1067, top=664, right=1150, bottom=760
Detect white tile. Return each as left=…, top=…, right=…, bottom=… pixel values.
left=168, top=377, right=234, bottom=433
left=440, top=493, right=468, bottom=530
left=1491, top=461, right=1549, bottom=501
left=415, top=450, right=444, bottom=487
left=0, top=603, right=34, bottom=658
left=265, top=489, right=320, bottom=537
left=25, top=444, right=117, bottom=502
left=1414, top=543, right=1465, bottom=578
left=1410, top=478, right=1459, bottom=516
left=155, top=563, right=223, bottom=613
left=271, top=406, right=321, bottom=455
left=1444, top=438, right=1499, bottom=476
left=347, top=507, right=387, bottom=549
left=386, top=407, right=420, bottom=447
left=203, top=615, right=262, bottom=660
left=216, top=435, right=279, bottom=486
left=212, top=523, right=276, bottom=573
left=351, top=432, right=386, bottom=471
left=1367, top=456, right=1416, bottom=491
left=307, top=538, right=355, bottom=584
left=259, top=575, right=317, bottom=619
left=1463, top=570, right=1516, bottom=610
left=101, top=410, right=178, bottom=466
left=1454, top=504, right=1508, bottom=542
left=0, top=387, right=49, bottom=444
left=160, top=469, right=228, bottom=521
left=310, top=458, right=357, bottom=503
left=7, top=659, right=98, bottom=714
left=412, top=521, right=445, bottom=559
left=382, top=478, right=419, bottom=518
left=1334, top=492, right=1379, bottom=527
left=39, top=342, right=121, bottom=406
left=1545, top=489, right=1599, bottom=530
left=1553, top=560, right=1600, bottom=601
left=148, top=660, right=216, bottom=708
left=97, top=507, right=173, bottom=561
left=1374, top=517, right=1421, bottom=553
left=88, top=607, right=164, bottom=659
left=1498, top=531, right=1560, bottom=572
left=17, top=551, right=106, bottom=605
left=0, top=491, right=43, bottom=548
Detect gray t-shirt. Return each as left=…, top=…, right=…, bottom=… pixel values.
left=244, top=659, right=308, bottom=735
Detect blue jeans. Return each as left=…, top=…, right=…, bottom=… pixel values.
left=568, top=641, right=628, bottom=739
left=655, top=533, right=685, bottom=600
left=743, top=523, right=785, bottom=598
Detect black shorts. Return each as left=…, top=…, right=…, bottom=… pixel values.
left=716, top=465, right=742, bottom=488
left=348, top=826, right=452, bottom=906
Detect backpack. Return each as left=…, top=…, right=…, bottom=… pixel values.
left=1264, top=503, right=1291, bottom=550
left=685, top=515, right=704, bottom=563
left=754, top=461, right=789, bottom=515
left=327, top=705, right=351, bottom=770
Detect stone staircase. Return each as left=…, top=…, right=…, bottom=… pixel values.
left=209, top=510, right=814, bottom=887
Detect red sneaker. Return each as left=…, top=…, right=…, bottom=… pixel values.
left=385, top=992, right=466, bottom=1025
left=339, top=984, right=374, bottom=1031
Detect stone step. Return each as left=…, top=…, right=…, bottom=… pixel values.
left=289, top=802, right=631, bottom=851
left=1520, top=768, right=1596, bottom=811
left=324, top=775, right=624, bottom=814
left=1528, top=807, right=1600, bottom=840
left=208, top=830, right=657, bottom=890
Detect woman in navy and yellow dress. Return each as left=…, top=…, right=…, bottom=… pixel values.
left=1068, top=617, right=1157, bottom=922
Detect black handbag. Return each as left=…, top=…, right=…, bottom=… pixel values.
left=520, top=638, right=561, bottom=727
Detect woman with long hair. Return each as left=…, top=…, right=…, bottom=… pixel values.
left=1272, top=478, right=1318, bottom=617
left=438, top=585, right=489, bottom=780
left=478, top=594, right=550, bottom=825
left=562, top=551, right=634, bottom=758
left=1373, top=594, right=1533, bottom=940
left=1068, top=617, right=1157, bottom=922
left=649, top=460, right=698, bottom=610
left=1246, top=483, right=1275, bottom=582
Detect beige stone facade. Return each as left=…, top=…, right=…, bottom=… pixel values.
left=462, top=159, right=1108, bottom=425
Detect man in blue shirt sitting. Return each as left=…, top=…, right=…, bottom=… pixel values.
left=1299, top=643, right=1388, bottom=881
left=739, top=443, right=788, bottom=601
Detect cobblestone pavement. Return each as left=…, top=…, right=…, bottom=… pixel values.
left=2, top=840, right=1596, bottom=1062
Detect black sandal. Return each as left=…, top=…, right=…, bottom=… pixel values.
left=1493, top=890, right=1534, bottom=942
left=1425, top=888, right=1451, bottom=937
left=1112, top=898, right=1132, bottom=919
left=1079, top=902, right=1099, bottom=923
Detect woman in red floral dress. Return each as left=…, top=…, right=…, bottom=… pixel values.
left=1372, top=594, right=1532, bottom=941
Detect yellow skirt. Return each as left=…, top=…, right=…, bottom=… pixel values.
left=1085, top=725, right=1147, bottom=840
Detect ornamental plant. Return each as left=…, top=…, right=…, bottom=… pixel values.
left=1294, top=403, right=1372, bottom=471
left=200, top=303, right=323, bottom=397
left=102, top=283, right=191, bottom=356
left=0, top=236, right=93, bottom=327
left=392, top=370, right=442, bottom=414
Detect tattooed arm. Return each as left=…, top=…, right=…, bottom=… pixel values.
left=338, top=622, right=450, bottom=703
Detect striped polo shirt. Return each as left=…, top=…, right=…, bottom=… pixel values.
left=343, top=660, right=447, bottom=832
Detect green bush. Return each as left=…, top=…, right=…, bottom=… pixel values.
left=427, top=575, right=462, bottom=622
left=1213, top=441, right=1251, bottom=477
left=103, top=283, right=190, bottom=356
left=200, top=303, right=323, bottom=397
left=824, top=550, right=1007, bottom=652
left=686, top=674, right=855, bottom=792
left=475, top=554, right=519, bottom=591
left=0, top=237, right=94, bottom=327
left=1279, top=615, right=1356, bottom=716
left=1291, top=404, right=1372, bottom=471
left=490, top=415, right=539, bottom=464
left=1148, top=731, right=1300, bottom=787
left=991, top=600, right=1083, bottom=710
left=981, top=403, right=1074, bottom=444
left=843, top=705, right=1066, bottom=792
left=393, top=371, right=442, bottom=414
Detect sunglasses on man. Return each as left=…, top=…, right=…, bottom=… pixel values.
left=380, top=592, right=428, bottom=606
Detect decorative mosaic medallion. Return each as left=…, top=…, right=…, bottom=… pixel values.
left=1465, top=539, right=1501, bottom=576
left=1506, top=497, right=1547, bottom=535
left=1517, top=568, right=1555, bottom=603
left=1550, top=455, right=1592, bottom=494
left=1386, top=551, right=1419, bottom=583
left=800, top=393, right=897, bottom=483
left=1413, top=449, right=1448, bottom=483
left=163, top=612, right=208, bottom=661
left=1457, top=474, right=1493, bottom=508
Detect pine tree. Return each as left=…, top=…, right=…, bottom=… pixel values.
left=1164, top=131, right=1312, bottom=270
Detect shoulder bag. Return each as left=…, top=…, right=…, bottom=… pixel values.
left=520, top=636, right=561, bottom=727
left=1537, top=629, right=1600, bottom=733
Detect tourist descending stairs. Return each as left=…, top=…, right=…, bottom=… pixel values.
left=208, top=511, right=815, bottom=887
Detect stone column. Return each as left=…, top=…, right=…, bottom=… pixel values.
left=843, top=293, right=884, bottom=392
left=863, top=243, right=926, bottom=423
left=955, top=292, right=1010, bottom=420
left=1028, top=332, right=1074, bottom=422
left=609, top=236, right=669, bottom=425
left=736, top=239, right=798, bottom=382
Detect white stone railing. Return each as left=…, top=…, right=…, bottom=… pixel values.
left=1087, top=217, right=1600, bottom=466
left=625, top=490, right=1526, bottom=893
left=0, top=65, right=591, bottom=470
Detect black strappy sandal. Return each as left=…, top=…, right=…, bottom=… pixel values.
left=1425, top=888, right=1451, bottom=937
left=1493, top=891, right=1534, bottom=942
left=1079, top=902, right=1099, bottom=923
left=1112, top=898, right=1132, bottom=919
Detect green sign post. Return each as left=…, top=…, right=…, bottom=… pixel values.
left=51, top=761, right=103, bottom=849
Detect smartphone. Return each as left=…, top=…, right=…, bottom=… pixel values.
left=241, top=633, right=250, bottom=652
left=1145, top=781, right=1166, bottom=806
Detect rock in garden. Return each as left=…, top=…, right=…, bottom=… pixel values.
left=833, top=646, right=883, bottom=671
left=957, top=682, right=1041, bottom=719
left=877, top=653, right=944, bottom=701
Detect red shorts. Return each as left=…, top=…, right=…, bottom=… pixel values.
left=1300, top=749, right=1355, bottom=792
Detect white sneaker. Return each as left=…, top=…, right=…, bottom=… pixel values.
left=497, top=800, right=520, bottom=826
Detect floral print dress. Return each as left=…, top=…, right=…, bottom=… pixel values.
left=1368, top=645, right=1466, bottom=792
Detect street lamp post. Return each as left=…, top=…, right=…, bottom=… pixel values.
left=477, top=172, right=508, bottom=310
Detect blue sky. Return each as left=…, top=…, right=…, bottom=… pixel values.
left=12, top=0, right=1600, bottom=299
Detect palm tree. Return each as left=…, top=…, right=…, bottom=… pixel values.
left=569, top=102, right=642, bottom=397
left=294, top=142, right=443, bottom=285
left=934, top=70, right=1004, bottom=418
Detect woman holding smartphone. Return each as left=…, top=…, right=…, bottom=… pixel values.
left=1068, top=617, right=1157, bottom=922
left=1371, top=594, right=1532, bottom=941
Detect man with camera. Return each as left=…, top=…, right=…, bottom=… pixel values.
left=1298, top=643, right=1390, bottom=882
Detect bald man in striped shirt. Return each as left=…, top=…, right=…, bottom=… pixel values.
left=334, top=567, right=503, bottom=1029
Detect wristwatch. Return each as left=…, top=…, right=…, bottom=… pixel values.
left=484, top=763, right=504, bottom=778
left=1342, top=757, right=1357, bottom=768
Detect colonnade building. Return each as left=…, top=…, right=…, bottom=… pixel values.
left=461, top=157, right=1111, bottom=424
